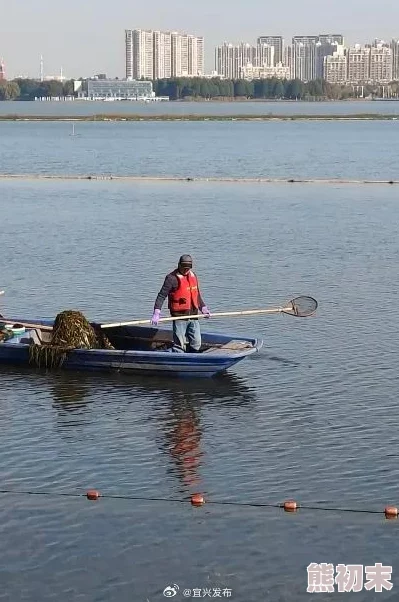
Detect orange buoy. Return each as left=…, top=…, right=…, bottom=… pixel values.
left=86, top=489, right=100, bottom=501
left=191, top=493, right=205, bottom=506
left=282, top=500, right=298, bottom=512
left=384, top=506, right=398, bottom=519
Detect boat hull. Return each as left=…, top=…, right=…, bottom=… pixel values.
left=0, top=320, right=263, bottom=378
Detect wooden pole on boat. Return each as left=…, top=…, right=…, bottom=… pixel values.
left=100, top=307, right=293, bottom=329
left=0, top=318, right=53, bottom=331
left=100, top=297, right=318, bottom=329
left=1, top=298, right=317, bottom=332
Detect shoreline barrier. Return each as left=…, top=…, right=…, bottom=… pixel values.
left=0, top=174, right=398, bottom=185
left=0, top=113, right=399, bottom=122
left=0, top=487, right=397, bottom=519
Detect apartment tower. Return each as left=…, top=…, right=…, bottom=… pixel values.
left=125, top=29, right=204, bottom=79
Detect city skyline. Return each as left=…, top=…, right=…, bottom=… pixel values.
left=5, top=32, right=399, bottom=82
left=214, top=38, right=397, bottom=84
left=2, top=0, right=399, bottom=78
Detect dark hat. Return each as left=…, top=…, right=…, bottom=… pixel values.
left=178, top=254, right=193, bottom=267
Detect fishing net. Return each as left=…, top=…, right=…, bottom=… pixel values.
left=282, top=296, right=318, bottom=317
left=29, top=310, right=114, bottom=369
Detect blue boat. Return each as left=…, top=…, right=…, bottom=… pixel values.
left=0, top=319, right=263, bottom=378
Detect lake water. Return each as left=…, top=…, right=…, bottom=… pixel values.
left=0, top=119, right=399, bottom=181
left=0, top=118, right=399, bottom=601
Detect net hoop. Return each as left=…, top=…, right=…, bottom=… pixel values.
left=282, top=296, right=318, bottom=317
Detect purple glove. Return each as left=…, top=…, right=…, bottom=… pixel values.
left=151, top=309, right=161, bottom=326
left=201, top=305, right=211, bottom=318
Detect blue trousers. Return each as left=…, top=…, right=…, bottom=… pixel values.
left=173, top=319, right=201, bottom=352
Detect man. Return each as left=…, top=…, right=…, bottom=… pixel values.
left=151, top=254, right=210, bottom=352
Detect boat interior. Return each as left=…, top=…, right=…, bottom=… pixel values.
left=6, top=324, right=254, bottom=355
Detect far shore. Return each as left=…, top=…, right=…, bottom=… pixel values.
left=1, top=97, right=398, bottom=104
left=170, top=97, right=399, bottom=103
left=0, top=113, right=398, bottom=122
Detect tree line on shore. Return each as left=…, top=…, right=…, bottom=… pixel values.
left=154, top=78, right=398, bottom=100
left=0, top=76, right=398, bottom=101
left=0, top=79, right=75, bottom=100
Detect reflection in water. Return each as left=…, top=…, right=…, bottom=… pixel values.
left=1, top=364, right=257, bottom=489
left=47, top=370, right=257, bottom=489
left=47, top=369, right=257, bottom=410
left=167, top=399, right=203, bottom=488
left=148, top=374, right=257, bottom=491
left=50, top=372, right=90, bottom=407
left=133, top=371, right=258, bottom=405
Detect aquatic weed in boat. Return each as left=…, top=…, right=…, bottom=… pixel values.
left=29, top=310, right=114, bottom=369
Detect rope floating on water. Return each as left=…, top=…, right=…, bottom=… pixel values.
left=0, top=488, right=397, bottom=518
left=0, top=174, right=398, bottom=185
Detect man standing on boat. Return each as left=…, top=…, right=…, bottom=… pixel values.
left=151, top=255, right=210, bottom=352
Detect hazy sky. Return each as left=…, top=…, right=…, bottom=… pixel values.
left=1, top=0, right=398, bottom=79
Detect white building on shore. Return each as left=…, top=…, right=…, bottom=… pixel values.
left=73, top=79, right=168, bottom=101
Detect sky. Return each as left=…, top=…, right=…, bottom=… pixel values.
left=1, top=0, right=398, bottom=79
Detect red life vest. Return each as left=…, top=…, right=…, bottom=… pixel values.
left=168, top=270, right=200, bottom=314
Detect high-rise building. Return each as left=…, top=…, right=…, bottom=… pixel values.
left=257, top=44, right=275, bottom=68
left=292, top=40, right=317, bottom=81
left=215, top=42, right=274, bottom=79
left=125, top=29, right=154, bottom=79
left=292, top=35, right=319, bottom=46
left=291, top=37, right=318, bottom=81
left=284, top=45, right=293, bottom=78
left=215, top=43, right=254, bottom=79
left=240, top=63, right=289, bottom=79
left=257, top=36, right=283, bottom=65
left=215, top=43, right=234, bottom=79
left=125, top=29, right=204, bottom=80
left=347, top=45, right=370, bottom=83
left=369, top=44, right=392, bottom=83
left=170, top=32, right=182, bottom=77
left=345, top=44, right=393, bottom=84
left=315, top=42, right=341, bottom=78
left=188, top=34, right=204, bottom=76
left=154, top=31, right=172, bottom=79
left=391, top=39, right=399, bottom=80
left=290, top=35, right=343, bottom=81
left=172, top=32, right=203, bottom=77
left=125, top=31, right=133, bottom=78
left=0, top=59, right=5, bottom=80
left=318, top=34, right=344, bottom=45
left=324, top=47, right=347, bottom=83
